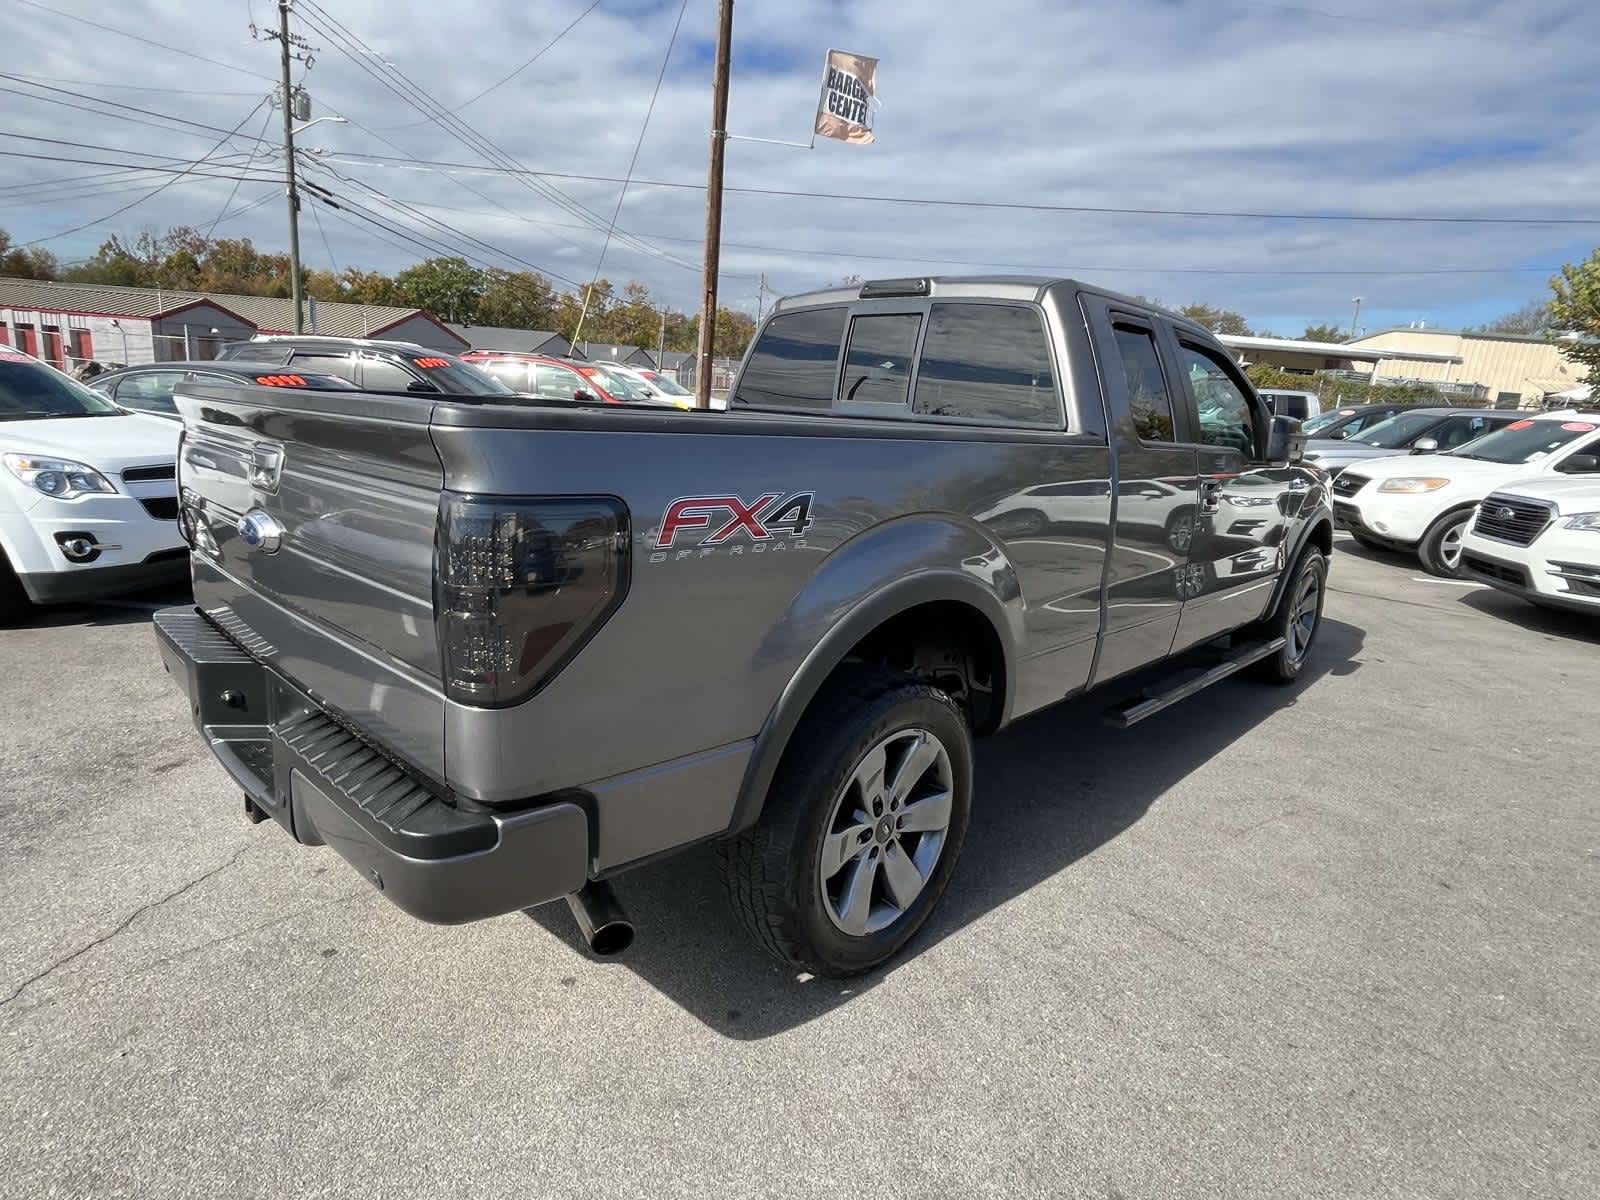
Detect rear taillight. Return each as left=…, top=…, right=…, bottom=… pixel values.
left=435, top=494, right=630, bottom=707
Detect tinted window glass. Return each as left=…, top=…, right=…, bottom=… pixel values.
left=1112, top=325, right=1175, bottom=441
left=361, top=356, right=423, bottom=392
left=288, top=352, right=357, bottom=382
left=113, top=369, right=186, bottom=414
left=482, top=360, right=533, bottom=390
left=1431, top=414, right=1493, bottom=449
left=841, top=313, right=921, bottom=406
left=0, top=356, right=123, bottom=419
left=1179, top=344, right=1256, bottom=454
left=914, top=304, right=1058, bottom=426
left=734, top=307, right=846, bottom=410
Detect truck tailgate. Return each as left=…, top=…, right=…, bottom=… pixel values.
left=176, top=382, right=448, bottom=781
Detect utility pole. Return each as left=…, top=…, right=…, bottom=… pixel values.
left=695, top=0, right=734, bottom=411
left=656, top=306, right=667, bottom=369
left=1349, top=296, right=1363, bottom=338
left=756, top=272, right=768, bottom=324
left=274, top=0, right=305, bottom=334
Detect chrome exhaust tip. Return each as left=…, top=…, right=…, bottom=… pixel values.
left=564, top=880, right=634, bottom=956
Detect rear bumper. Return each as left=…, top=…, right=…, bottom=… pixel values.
left=154, top=607, right=589, bottom=923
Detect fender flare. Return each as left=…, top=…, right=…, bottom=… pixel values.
left=726, top=569, right=1017, bottom=835
left=1265, top=512, right=1334, bottom=616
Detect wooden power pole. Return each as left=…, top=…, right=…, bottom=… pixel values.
left=695, top=0, right=734, bottom=410
left=276, top=0, right=305, bottom=335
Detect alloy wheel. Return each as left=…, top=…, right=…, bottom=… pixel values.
left=819, top=728, right=954, bottom=936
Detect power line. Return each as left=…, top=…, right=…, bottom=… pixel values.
left=14, top=0, right=277, bottom=83
left=383, top=0, right=606, bottom=129
left=572, top=0, right=688, bottom=343
left=0, top=75, right=273, bottom=152
left=21, top=97, right=270, bottom=247
left=204, top=108, right=278, bottom=240
left=294, top=0, right=703, bottom=273
left=306, top=192, right=341, bottom=276
left=317, top=150, right=1600, bottom=228
left=2, top=72, right=265, bottom=97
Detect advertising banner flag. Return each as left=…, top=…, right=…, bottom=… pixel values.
left=814, top=49, right=878, bottom=145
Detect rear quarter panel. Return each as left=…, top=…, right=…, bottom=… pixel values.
left=430, top=409, right=1112, bottom=802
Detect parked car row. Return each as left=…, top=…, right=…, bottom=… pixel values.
left=1326, top=408, right=1600, bottom=613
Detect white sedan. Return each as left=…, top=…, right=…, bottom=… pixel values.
left=0, top=350, right=185, bottom=621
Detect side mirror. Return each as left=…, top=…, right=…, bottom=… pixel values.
left=1559, top=453, right=1600, bottom=474
left=1328, top=429, right=1349, bottom=440
left=1411, top=436, right=1439, bottom=453
left=1264, top=414, right=1300, bottom=467
left=406, top=379, right=438, bottom=393
left=574, top=389, right=596, bottom=402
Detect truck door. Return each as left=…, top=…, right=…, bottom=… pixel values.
left=1082, top=303, right=1201, bottom=685
left=1166, top=333, right=1289, bottom=651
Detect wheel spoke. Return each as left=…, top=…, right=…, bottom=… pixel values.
left=852, top=742, right=887, bottom=808
left=820, top=824, right=872, bottom=880
left=836, top=852, right=879, bottom=935
left=898, top=788, right=952, bottom=833
left=887, top=734, right=939, bottom=807
left=880, top=840, right=926, bottom=910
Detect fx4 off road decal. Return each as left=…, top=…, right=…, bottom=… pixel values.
left=651, top=491, right=815, bottom=561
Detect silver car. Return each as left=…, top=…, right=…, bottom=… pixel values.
left=1302, top=407, right=1517, bottom=475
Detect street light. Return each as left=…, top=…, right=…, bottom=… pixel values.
left=292, top=115, right=347, bottom=136
left=1350, top=296, right=1364, bottom=337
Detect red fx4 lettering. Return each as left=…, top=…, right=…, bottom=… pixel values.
left=656, top=492, right=815, bottom=549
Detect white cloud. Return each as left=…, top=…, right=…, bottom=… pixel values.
left=2, top=0, right=1595, bottom=332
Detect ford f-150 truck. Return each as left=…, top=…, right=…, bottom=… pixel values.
left=154, top=276, right=1333, bottom=976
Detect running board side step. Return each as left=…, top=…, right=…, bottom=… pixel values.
left=1103, top=637, right=1286, bottom=729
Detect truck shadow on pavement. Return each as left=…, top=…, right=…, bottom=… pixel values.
left=14, top=582, right=192, bottom=630
left=524, top=617, right=1366, bottom=1039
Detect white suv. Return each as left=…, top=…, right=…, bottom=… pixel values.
left=1330, top=411, right=1600, bottom=575
left=1460, top=477, right=1600, bottom=614
left=0, top=349, right=185, bottom=621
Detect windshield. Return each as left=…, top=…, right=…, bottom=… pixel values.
left=410, top=354, right=515, bottom=396
left=0, top=354, right=124, bottom=420
left=1302, top=410, right=1348, bottom=435
left=586, top=366, right=651, bottom=401
left=1448, top=418, right=1598, bottom=464
left=1349, top=411, right=1440, bottom=448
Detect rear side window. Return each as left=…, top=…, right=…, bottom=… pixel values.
left=913, top=303, right=1058, bottom=426
left=113, top=370, right=186, bottom=414
left=1111, top=325, right=1175, bottom=442
left=288, top=352, right=357, bottom=383
left=842, top=313, right=921, bottom=406
left=734, top=306, right=846, bottom=410
left=534, top=363, right=587, bottom=400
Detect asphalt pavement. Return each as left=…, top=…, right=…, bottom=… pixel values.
left=2, top=535, right=1596, bottom=1199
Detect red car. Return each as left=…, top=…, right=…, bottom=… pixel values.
left=461, top=352, right=624, bottom=404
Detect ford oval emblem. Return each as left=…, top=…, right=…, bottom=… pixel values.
left=236, top=509, right=284, bottom=554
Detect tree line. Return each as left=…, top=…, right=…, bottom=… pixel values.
left=4, top=224, right=1597, bottom=373
left=0, top=225, right=758, bottom=358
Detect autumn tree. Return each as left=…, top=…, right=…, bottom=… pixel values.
left=1178, top=303, right=1251, bottom=335
left=476, top=268, right=556, bottom=329
left=1473, top=298, right=1554, bottom=336
left=1548, top=250, right=1600, bottom=375
left=0, top=228, right=60, bottom=280
left=392, top=256, right=483, bottom=323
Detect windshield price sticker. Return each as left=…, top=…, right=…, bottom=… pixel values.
left=1561, top=422, right=1596, bottom=433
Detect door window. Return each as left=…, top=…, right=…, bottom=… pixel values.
left=733, top=306, right=847, bottom=410
left=1112, top=325, right=1176, bottom=442
left=912, top=303, right=1059, bottom=426
left=842, top=313, right=921, bottom=407
left=1179, top=344, right=1256, bottom=455
left=482, top=360, right=534, bottom=391
left=1430, top=415, right=1492, bottom=449
left=360, top=356, right=425, bottom=392
left=533, top=363, right=589, bottom=400
left=113, top=370, right=187, bottom=415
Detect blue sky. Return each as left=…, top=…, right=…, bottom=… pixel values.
left=2, top=0, right=1596, bottom=335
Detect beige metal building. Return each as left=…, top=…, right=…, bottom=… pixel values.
left=1343, top=328, right=1590, bottom=409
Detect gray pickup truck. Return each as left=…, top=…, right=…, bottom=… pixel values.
left=155, top=276, right=1333, bottom=976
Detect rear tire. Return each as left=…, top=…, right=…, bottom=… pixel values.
left=718, top=665, right=973, bottom=977
left=1251, top=548, right=1327, bottom=684
left=0, top=551, right=31, bottom=627
left=1418, top=508, right=1473, bottom=577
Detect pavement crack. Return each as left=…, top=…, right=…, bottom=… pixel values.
left=0, top=846, right=251, bottom=1011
